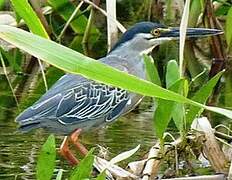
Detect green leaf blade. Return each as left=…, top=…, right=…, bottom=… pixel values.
left=10, top=0, right=49, bottom=38
left=143, top=54, right=161, bottom=86
left=154, top=79, right=184, bottom=138
left=226, top=7, right=232, bottom=49
left=70, top=148, right=94, bottom=180
left=166, top=59, right=180, bottom=88
left=96, top=170, right=106, bottom=180
left=186, top=71, right=224, bottom=125
left=36, top=134, right=56, bottom=180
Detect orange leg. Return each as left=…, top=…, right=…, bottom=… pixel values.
left=59, top=136, right=79, bottom=166
left=70, top=129, right=88, bottom=156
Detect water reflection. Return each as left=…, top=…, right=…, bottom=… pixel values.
left=0, top=99, right=155, bottom=179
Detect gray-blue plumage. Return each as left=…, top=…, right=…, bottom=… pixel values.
left=17, top=56, right=144, bottom=134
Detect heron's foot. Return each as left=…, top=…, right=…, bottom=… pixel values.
left=59, top=136, right=79, bottom=166
left=70, top=129, right=88, bottom=156
left=59, top=128, right=88, bottom=166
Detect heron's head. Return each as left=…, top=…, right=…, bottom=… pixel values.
left=110, top=21, right=223, bottom=54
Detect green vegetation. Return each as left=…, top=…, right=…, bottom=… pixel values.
left=0, top=0, right=232, bottom=179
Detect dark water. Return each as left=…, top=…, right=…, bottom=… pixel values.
left=0, top=97, right=156, bottom=179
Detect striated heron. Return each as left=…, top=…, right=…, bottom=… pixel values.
left=16, top=22, right=222, bottom=165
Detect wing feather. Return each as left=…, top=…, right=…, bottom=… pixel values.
left=57, top=82, right=130, bottom=124
left=16, top=55, right=134, bottom=127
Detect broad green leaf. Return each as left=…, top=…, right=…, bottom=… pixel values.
left=36, top=134, right=56, bottom=180
left=154, top=79, right=184, bottom=138
left=173, top=80, right=189, bottom=132
left=186, top=71, right=224, bottom=126
left=143, top=54, right=161, bottom=86
left=226, top=7, right=232, bottom=50
left=70, top=148, right=94, bottom=180
left=166, top=60, right=180, bottom=88
left=0, top=26, right=232, bottom=119
left=10, top=0, right=49, bottom=38
left=172, top=103, right=185, bottom=132
left=96, top=170, right=106, bottom=180
left=166, top=60, right=184, bottom=132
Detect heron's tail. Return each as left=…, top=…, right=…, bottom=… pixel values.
left=18, top=121, right=41, bottom=132
left=16, top=112, right=42, bottom=132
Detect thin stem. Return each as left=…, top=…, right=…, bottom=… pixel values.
left=179, top=0, right=191, bottom=77
left=215, top=124, right=232, bottom=134
left=37, top=58, right=48, bottom=91
left=29, top=0, right=51, bottom=34
left=106, top=0, right=118, bottom=51
left=57, top=1, right=84, bottom=42
left=147, top=0, right=152, bottom=21
left=83, top=0, right=126, bottom=33
left=0, top=51, right=19, bottom=109
left=82, top=5, right=94, bottom=56
left=189, top=68, right=207, bottom=87
left=28, top=0, right=49, bottom=92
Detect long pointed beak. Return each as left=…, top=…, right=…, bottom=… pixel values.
left=162, top=27, right=223, bottom=39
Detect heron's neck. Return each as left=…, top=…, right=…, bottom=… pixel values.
left=107, top=47, right=146, bottom=80
left=108, top=47, right=143, bottom=59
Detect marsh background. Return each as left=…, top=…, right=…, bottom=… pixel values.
left=0, top=0, right=232, bottom=179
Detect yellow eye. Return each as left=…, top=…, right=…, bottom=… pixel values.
left=151, top=28, right=161, bottom=37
